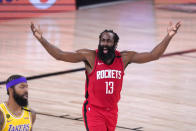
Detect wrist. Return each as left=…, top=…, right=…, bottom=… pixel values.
left=36, top=34, right=43, bottom=41
left=36, top=35, right=44, bottom=43
left=166, top=33, right=174, bottom=39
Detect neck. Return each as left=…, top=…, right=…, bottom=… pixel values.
left=7, top=97, right=22, bottom=114
left=103, top=55, right=115, bottom=65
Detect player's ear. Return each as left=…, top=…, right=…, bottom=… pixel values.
left=8, top=87, right=14, bottom=96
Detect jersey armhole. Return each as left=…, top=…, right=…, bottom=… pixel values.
left=117, top=51, right=125, bottom=74
left=120, top=56, right=125, bottom=74
left=86, top=51, right=98, bottom=77
left=0, top=105, right=6, bottom=130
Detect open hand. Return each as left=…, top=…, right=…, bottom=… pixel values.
left=31, top=22, right=43, bottom=40
left=167, top=21, right=181, bottom=37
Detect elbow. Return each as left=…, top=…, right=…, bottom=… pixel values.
left=153, top=56, right=160, bottom=61
left=150, top=52, right=160, bottom=61
left=53, top=51, right=65, bottom=61
left=54, top=55, right=80, bottom=63
left=150, top=55, right=160, bottom=61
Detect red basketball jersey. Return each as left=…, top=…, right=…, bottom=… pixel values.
left=85, top=50, right=124, bottom=110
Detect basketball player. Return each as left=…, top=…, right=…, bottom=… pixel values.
left=0, top=75, right=36, bottom=131
left=30, top=21, right=181, bottom=131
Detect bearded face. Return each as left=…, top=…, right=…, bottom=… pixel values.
left=98, top=32, right=117, bottom=64
left=13, top=87, right=28, bottom=107
left=98, top=44, right=116, bottom=64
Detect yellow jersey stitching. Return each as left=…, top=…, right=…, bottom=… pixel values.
left=3, top=103, right=24, bottom=119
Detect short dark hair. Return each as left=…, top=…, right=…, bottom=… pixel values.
left=6, top=75, right=24, bottom=95
left=99, top=29, right=119, bottom=44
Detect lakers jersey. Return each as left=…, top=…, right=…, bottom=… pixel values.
left=85, top=50, right=124, bottom=110
left=0, top=103, right=32, bottom=131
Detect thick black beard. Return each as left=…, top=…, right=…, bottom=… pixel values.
left=98, top=44, right=116, bottom=64
left=13, top=88, right=28, bottom=107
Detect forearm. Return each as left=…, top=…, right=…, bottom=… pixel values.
left=36, top=36, right=64, bottom=60
left=31, top=23, right=88, bottom=63
left=150, top=34, right=173, bottom=59
left=125, top=21, right=181, bottom=64
left=35, top=36, right=86, bottom=62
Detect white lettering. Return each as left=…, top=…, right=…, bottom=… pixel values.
left=97, top=71, right=101, bottom=80
left=96, top=70, right=122, bottom=80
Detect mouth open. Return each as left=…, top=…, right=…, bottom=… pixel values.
left=103, top=48, right=108, bottom=54
left=23, top=94, right=28, bottom=99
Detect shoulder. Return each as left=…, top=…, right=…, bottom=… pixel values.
left=120, top=50, right=137, bottom=68
left=0, top=103, right=4, bottom=108
left=0, top=103, right=5, bottom=117
left=76, top=49, right=96, bottom=55
left=0, top=109, right=4, bottom=119
left=0, top=109, right=5, bottom=130
left=29, top=109, right=36, bottom=125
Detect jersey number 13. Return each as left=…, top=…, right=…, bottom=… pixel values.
left=105, top=81, right=114, bottom=94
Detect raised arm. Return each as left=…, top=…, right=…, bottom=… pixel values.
left=121, top=21, right=181, bottom=68
left=0, top=110, right=4, bottom=131
left=30, top=22, right=87, bottom=63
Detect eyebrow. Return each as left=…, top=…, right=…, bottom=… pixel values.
left=101, top=38, right=113, bottom=40
left=20, top=83, right=28, bottom=86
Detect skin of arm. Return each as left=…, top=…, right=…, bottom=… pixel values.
left=0, top=110, right=4, bottom=131
left=30, top=109, right=36, bottom=131
left=30, top=22, right=96, bottom=73
left=121, top=21, right=181, bottom=69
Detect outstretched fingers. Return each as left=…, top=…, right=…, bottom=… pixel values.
left=30, top=22, right=36, bottom=33
left=175, top=21, right=181, bottom=30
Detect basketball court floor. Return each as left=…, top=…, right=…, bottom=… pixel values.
left=0, top=0, right=196, bottom=130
